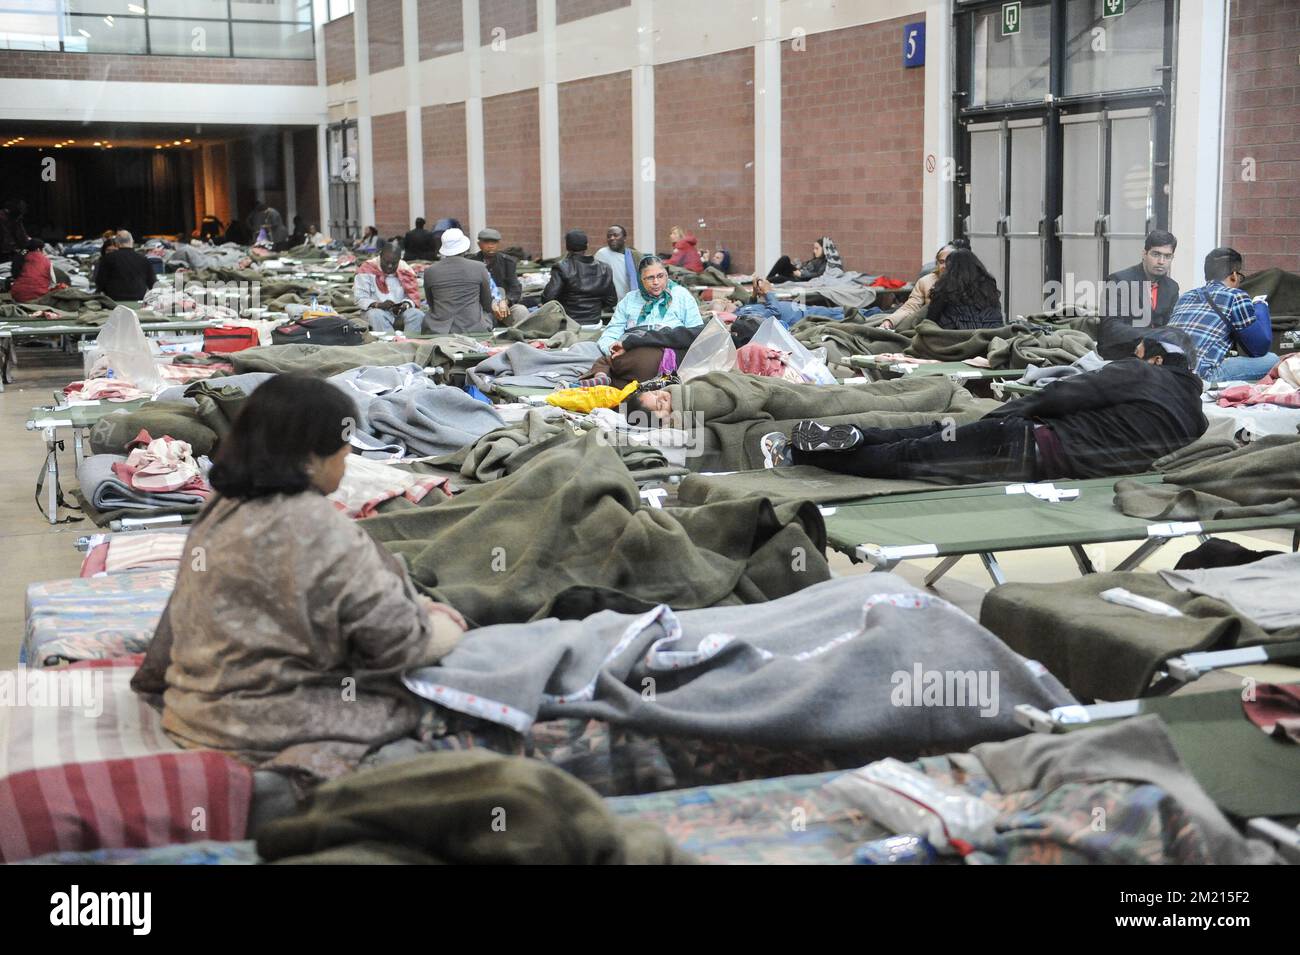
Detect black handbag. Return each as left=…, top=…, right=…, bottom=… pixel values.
left=270, top=315, right=366, bottom=346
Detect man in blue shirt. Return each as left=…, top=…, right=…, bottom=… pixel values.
left=1169, top=247, right=1275, bottom=384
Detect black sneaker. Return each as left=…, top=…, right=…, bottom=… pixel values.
left=792, top=420, right=864, bottom=452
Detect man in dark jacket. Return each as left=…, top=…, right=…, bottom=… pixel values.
left=94, top=230, right=157, bottom=302
left=470, top=227, right=522, bottom=303
left=1098, top=229, right=1181, bottom=359
left=403, top=217, right=438, bottom=261
left=542, top=229, right=616, bottom=325
left=781, top=336, right=1206, bottom=483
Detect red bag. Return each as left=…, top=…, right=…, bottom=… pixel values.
left=203, top=325, right=260, bottom=353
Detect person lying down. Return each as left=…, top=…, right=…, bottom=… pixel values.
left=131, top=374, right=466, bottom=779
left=770, top=337, right=1207, bottom=483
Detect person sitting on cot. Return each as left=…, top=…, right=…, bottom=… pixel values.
left=755, top=336, right=1206, bottom=482
left=131, top=374, right=465, bottom=776
left=924, top=248, right=1005, bottom=330
left=354, top=240, right=425, bottom=334
left=767, top=236, right=842, bottom=284
left=597, top=254, right=704, bottom=355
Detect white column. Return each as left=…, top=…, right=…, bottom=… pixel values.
left=753, top=0, right=781, bottom=275
left=402, top=0, right=424, bottom=225
left=282, top=129, right=297, bottom=221
left=921, top=0, right=952, bottom=258
left=312, top=0, right=331, bottom=231
left=463, top=0, right=487, bottom=233
left=630, top=0, right=655, bottom=255
left=539, top=0, right=561, bottom=258
left=1169, top=0, right=1227, bottom=291
left=317, top=123, right=331, bottom=233
left=353, top=0, right=375, bottom=235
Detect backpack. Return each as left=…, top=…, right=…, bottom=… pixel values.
left=202, top=325, right=261, bottom=353
left=271, top=316, right=366, bottom=347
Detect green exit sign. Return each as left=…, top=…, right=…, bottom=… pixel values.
left=1103, top=0, right=1126, bottom=17
left=1001, top=2, right=1021, bottom=36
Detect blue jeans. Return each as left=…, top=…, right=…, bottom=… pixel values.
left=1208, top=352, right=1279, bottom=384
left=365, top=304, right=425, bottom=334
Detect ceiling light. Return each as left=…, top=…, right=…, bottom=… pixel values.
left=77, top=29, right=90, bottom=37
left=156, top=145, right=162, bottom=149
left=54, top=144, right=62, bottom=148
left=105, top=144, right=113, bottom=149
left=172, top=140, right=181, bottom=145
left=128, top=3, right=145, bottom=12
left=93, top=141, right=101, bottom=146
left=104, top=15, right=114, bottom=26
left=16, top=136, right=23, bottom=141
left=183, top=138, right=191, bottom=143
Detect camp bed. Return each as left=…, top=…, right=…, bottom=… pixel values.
left=848, top=354, right=1023, bottom=383
left=822, top=475, right=1300, bottom=585
left=489, top=383, right=555, bottom=404
left=1014, top=683, right=1300, bottom=860
left=991, top=379, right=1037, bottom=399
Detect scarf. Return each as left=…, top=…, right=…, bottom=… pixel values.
left=357, top=257, right=422, bottom=305
left=636, top=278, right=678, bottom=324
left=819, top=236, right=843, bottom=271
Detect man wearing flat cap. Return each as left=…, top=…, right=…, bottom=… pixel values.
left=542, top=229, right=617, bottom=326
left=470, top=227, right=523, bottom=305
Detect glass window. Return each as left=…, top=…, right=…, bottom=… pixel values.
left=231, top=19, right=312, bottom=57
left=64, top=0, right=142, bottom=13
left=62, top=12, right=147, bottom=53
left=327, top=0, right=353, bottom=21
left=970, top=3, right=1051, bottom=107
left=149, top=0, right=230, bottom=17
left=1066, top=0, right=1166, bottom=95
left=231, top=0, right=312, bottom=23
left=0, top=5, right=61, bottom=51
left=148, top=17, right=231, bottom=55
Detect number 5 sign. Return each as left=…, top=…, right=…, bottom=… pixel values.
left=903, top=22, right=925, bottom=68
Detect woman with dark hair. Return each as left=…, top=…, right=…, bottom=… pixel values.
left=925, top=248, right=1005, bottom=330
left=766, top=236, right=842, bottom=284
left=9, top=237, right=56, bottom=303
left=131, top=374, right=465, bottom=777
left=353, top=225, right=380, bottom=253
left=597, top=254, right=703, bottom=355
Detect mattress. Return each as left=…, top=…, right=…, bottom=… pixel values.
left=23, top=568, right=175, bottom=666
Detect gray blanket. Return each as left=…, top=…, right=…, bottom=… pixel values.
left=76, top=453, right=206, bottom=513
left=467, top=341, right=604, bottom=391
left=776, top=270, right=879, bottom=309
left=406, top=575, right=1073, bottom=760
left=364, top=381, right=504, bottom=458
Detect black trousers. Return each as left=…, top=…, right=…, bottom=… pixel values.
left=767, top=255, right=797, bottom=284
left=791, top=417, right=1040, bottom=485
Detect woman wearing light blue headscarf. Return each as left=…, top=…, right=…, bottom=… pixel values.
left=597, top=255, right=703, bottom=355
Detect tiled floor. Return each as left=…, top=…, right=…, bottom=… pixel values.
left=0, top=343, right=1294, bottom=695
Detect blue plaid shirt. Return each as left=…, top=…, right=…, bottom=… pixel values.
left=1169, top=281, right=1263, bottom=379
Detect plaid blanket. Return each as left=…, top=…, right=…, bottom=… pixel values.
left=0, top=658, right=252, bottom=862
left=23, top=569, right=175, bottom=667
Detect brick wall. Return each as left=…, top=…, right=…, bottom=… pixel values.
left=559, top=71, right=633, bottom=246
left=654, top=48, right=755, bottom=272
left=368, top=0, right=405, bottom=74
left=420, top=0, right=464, bottom=59
left=370, top=111, right=409, bottom=238
left=0, top=50, right=315, bottom=84
left=292, top=128, right=320, bottom=229
left=781, top=17, right=924, bottom=279
left=478, top=0, right=537, bottom=48
left=324, top=14, right=356, bottom=85
left=422, top=102, right=470, bottom=226
left=556, top=0, right=629, bottom=25
left=1220, top=0, right=1300, bottom=275
left=482, top=89, right=541, bottom=257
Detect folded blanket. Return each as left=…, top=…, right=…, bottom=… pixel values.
left=327, top=454, right=451, bottom=518
left=1114, top=434, right=1300, bottom=520
left=407, top=575, right=1072, bottom=760
left=88, top=401, right=218, bottom=457
left=77, top=453, right=207, bottom=513
left=358, top=431, right=830, bottom=626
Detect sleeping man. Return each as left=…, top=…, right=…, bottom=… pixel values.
left=769, top=337, right=1207, bottom=483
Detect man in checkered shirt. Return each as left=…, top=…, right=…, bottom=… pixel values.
left=1169, top=247, right=1276, bottom=384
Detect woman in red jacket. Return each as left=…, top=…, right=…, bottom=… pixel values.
left=663, top=225, right=703, bottom=272
left=9, top=238, right=56, bottom=303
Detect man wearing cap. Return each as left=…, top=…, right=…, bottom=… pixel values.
left=542, top=229, right=617, bottom=326
left=421, top=227, right=494, bottom=334
left=470, top=227, right=522, bottom=304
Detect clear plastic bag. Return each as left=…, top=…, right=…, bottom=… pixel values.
left=85, top=306, right=163, bottom=392
left=747, top=316, right=837, bottom=384
left=678, top=316, right=738, bottom=381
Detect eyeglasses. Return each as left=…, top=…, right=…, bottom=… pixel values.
left=1146, top=251, right=1174, bottom=261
